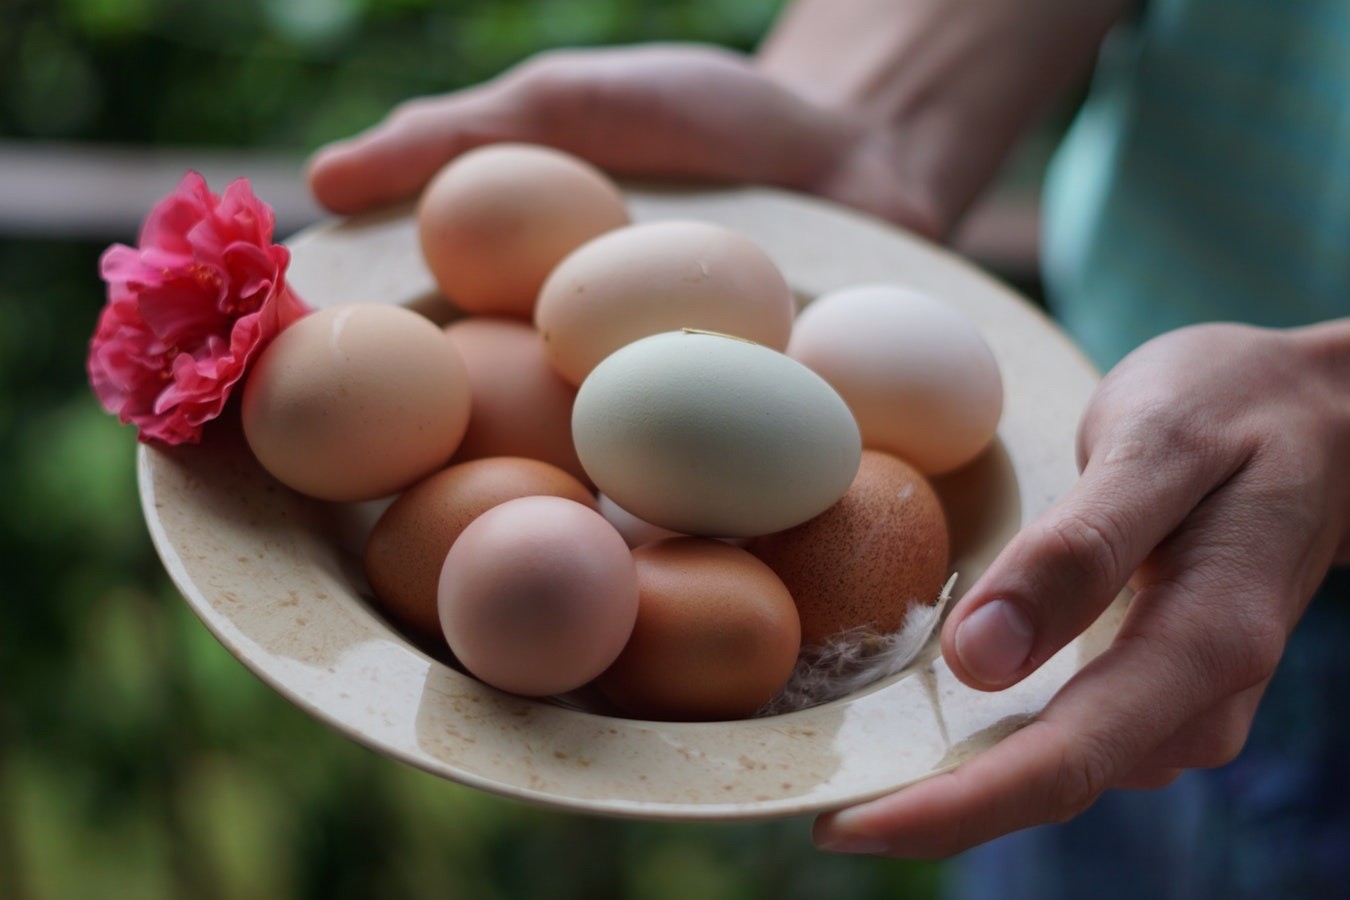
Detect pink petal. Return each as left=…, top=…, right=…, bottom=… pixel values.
left=219, top=178, right=277, bottom=245
left=99, top=244, right=150, bottom=285
left=139, top=172, right=216, bottom=254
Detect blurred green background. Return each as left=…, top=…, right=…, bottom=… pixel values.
left=0, top=0, right=978, bottom=897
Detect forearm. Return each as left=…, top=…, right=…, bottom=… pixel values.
left=756, top=0, right=1132, bottom=231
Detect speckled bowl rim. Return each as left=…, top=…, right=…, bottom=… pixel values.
left=139, top=184, right=1125, bottom=822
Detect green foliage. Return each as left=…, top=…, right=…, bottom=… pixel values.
left=2, top=0, right=782, bottom=148
left=0, top=2, right=944, bottom=897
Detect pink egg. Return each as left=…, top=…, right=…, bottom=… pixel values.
left=437, top=496, right=639, bottom=696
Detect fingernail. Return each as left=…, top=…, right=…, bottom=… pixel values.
left=819, top=836, right=890, bottom=856
left=955, top=599, right=1034, bottom=684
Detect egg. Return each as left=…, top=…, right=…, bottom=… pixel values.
left=364, top=457, right=596, bottom=644
left=789, top=284, right=1003, bottom=474
left=241, top=304, right=471, bottom=502
left=417, top=143, right=629, bottom=318
left=748, top=450, right=950, bottom=645
left=573, top=330, right=862, bottom=537
left=594, top=538, right=800, bottom=721
left=535, top=220, right=795, bottom=386
left=438, top=496, right=638, bottom=697
left=443, top=317, right=589, bottom=485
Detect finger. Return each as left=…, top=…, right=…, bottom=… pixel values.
left=1111, top=678, right=1266, bottom=788
left=941, top=429, right=1242, bottom=690
left=476, top=46, right=849, bottom=188
left=308, top=84, right=528, bottom=213
left=1133, top=681, right=1268, bottom=771
left=1114, top=766, right=1183, bottom=791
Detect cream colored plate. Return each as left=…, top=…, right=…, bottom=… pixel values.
left=139, top=185, right=1125, bottom=821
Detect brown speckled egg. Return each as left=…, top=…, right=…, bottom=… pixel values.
left=594, top=538, right=800, bottom=721
left=444, top=317, right=590, bottom=486
left=363, top=457, right=596, bottom=644
left=748, top=450, right=949, bottom=646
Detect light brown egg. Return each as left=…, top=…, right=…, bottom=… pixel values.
left=594, top=538, right=801, bottom=721
left=748, top=450, right=949, bottom=646
left=363, top=457, right=596, bottom=644
left=535, top=220, right=796, bottom=386
left=241, top=304, right=471, bottom=502
left=443, top=317, right=589, bottom=486
left=417, top=143, right=629, bottom=318
left=438, top=496, right=639, bottom=697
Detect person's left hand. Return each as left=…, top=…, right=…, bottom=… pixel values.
left=307, top=43, right=949, bottom=237
left=814, top=320, right=1350, bottom=857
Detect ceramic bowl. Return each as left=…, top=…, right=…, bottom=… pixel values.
left=139, top=185, right=1125, bottom=821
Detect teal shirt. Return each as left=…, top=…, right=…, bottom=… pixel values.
left=1043, top=0, right=1350, bottom=370
left=948, top=7, right=1350, bottom=897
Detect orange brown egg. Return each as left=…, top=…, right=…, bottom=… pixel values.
left=748, top=450, right=949, bottom=645
left=594, top=538, right=801, bottom=720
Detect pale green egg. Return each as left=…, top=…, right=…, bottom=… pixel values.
left=573, top=330, right=862, bottom=538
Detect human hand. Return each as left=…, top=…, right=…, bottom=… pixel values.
left=307, top=44, right=948, bottom=237
left=308, top=1, right=1131, bottom=238
left=815, top=320, right=1350, bottom=857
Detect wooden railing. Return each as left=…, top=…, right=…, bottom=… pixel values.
left=0, top=140, right=1039, bottom=284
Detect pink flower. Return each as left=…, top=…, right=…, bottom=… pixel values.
left=88, top=172, right=309, bottom=445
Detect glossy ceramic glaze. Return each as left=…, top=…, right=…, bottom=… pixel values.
left=139, top=185, right=1126, bottom=821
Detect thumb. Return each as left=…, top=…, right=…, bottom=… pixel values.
left=941, top=435, right=1238, bottom=690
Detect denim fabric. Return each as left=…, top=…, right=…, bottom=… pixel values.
left=945, top=571, right=1350, bottom=900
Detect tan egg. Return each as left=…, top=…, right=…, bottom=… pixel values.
left=444, top=317, right=590, bottom=486
left=535, top=220, right=795, bottom=386
left=594, top=539, right=801, bottom=721
left=241, top=304, right=471, bottom=502
left=748, top=450, right=949, bottom=646
left=417, top=143, right=629, bottom=318
left=439, top=496, right=639, bottom=697
left=364, top=457, right=596, bottom=644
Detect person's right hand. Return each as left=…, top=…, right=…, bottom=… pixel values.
left=306, top=44, right=949, bottom=238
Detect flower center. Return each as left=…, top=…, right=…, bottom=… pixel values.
left=190, top=262, right=224, bottom=293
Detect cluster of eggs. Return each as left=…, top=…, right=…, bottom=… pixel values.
left=239, top=143, right=1004, bottom=721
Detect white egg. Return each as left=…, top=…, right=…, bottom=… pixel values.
left=789, top=285, right=1003, bottom=475
left=597, top=493, right=686, bottom=548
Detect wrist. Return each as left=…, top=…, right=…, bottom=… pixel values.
left=1290, top=318, right=1350, bottom=563
left=755, top=0, right=1132, bottom=234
